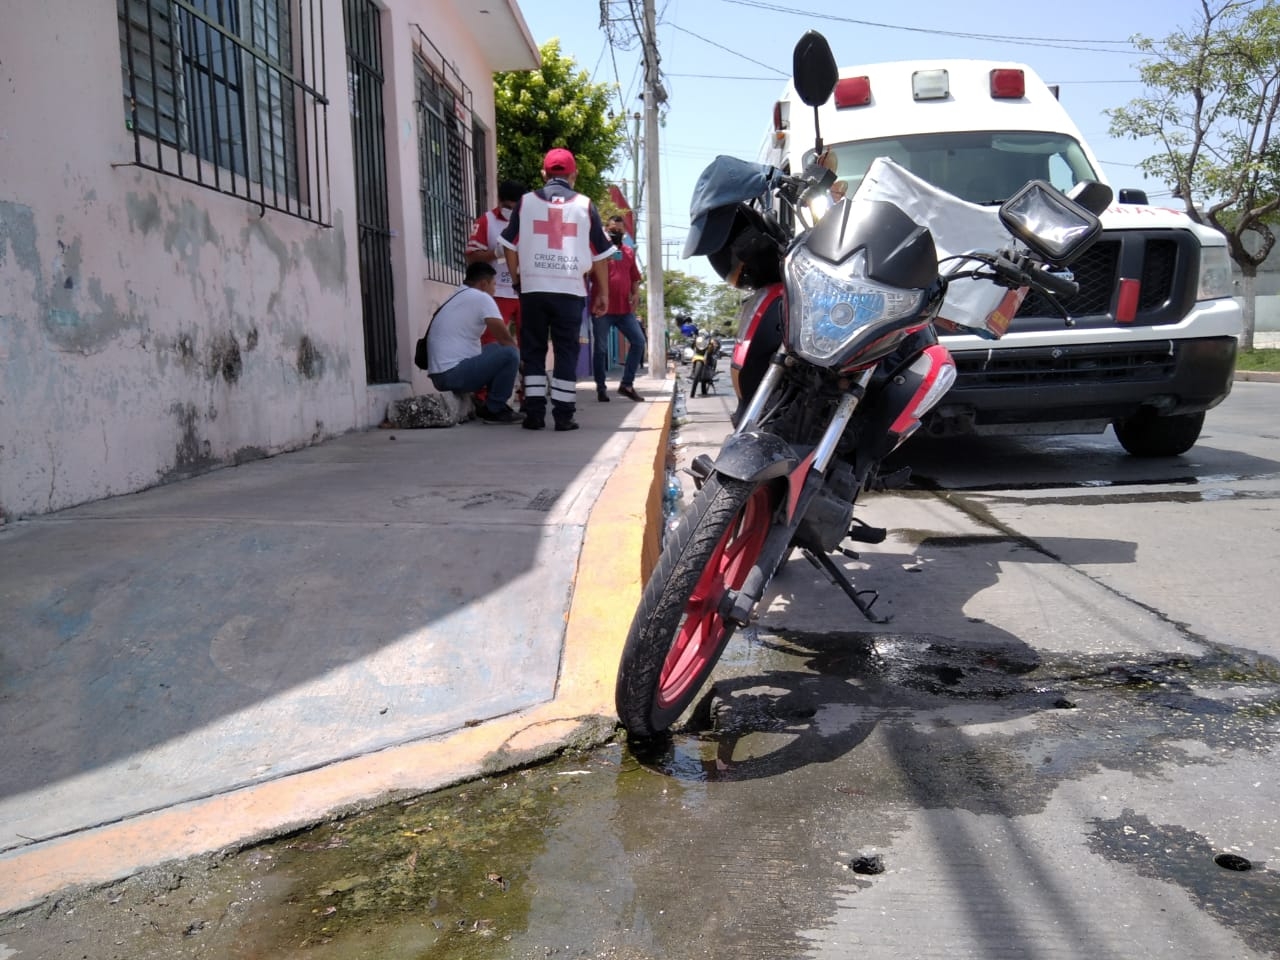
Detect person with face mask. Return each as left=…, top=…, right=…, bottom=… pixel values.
left=466, top=180, right=526, bottom=349
left=588, top=215, right=647, bottom=403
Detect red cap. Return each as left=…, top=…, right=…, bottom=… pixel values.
left=542, top=148, right=577, bottom=176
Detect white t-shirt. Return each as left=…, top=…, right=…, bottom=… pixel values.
left=425, top=286, right=501, bottom=375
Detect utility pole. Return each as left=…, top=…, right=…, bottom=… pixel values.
left=641, top=0, right=667, bottom=378
left=632, top=110, right=642, bottom=216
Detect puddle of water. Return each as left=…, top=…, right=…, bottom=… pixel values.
left=4, top=630, right=1278, bottom=959
left=1087, top=811, right=1280, bottom=956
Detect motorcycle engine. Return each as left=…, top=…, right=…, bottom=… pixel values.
left=795, top=461, right=860, bottom=553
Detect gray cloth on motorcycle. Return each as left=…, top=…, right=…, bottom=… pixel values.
left=854, top=157, right=1015, bottom=340
left=684, top=156, right=777, bottom=259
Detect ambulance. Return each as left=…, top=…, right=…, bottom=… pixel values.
left=760, top=59, right=1241, bottom=456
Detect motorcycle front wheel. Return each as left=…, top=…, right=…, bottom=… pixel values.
left=690, top=359, right=704, bottom=392
left=615, top=475, right=776, bottom=739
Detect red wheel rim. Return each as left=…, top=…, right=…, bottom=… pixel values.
left=656, top=486, right=773, bottom=708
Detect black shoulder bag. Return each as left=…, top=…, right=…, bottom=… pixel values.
left=414, top=289, right=467, bottom=371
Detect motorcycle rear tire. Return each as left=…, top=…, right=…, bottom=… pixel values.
left=615, top=475, right=776, bottom=739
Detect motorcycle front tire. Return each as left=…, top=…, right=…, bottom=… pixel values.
left=690, top=359, right=704, bottom=392
left=615, top=475, right=776, bottom=739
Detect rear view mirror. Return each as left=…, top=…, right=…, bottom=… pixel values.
left=999, top=180, right=1102, bottom=266
left=793, top=31, right=837, bottom=107
left=1067, top=180, right=1113, bottom=215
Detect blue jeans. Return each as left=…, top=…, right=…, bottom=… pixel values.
left=429, top=343, right=519, bottom=412
left=592, top=312, right=646, bottom=390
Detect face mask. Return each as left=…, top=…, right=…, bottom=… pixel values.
left=608, top=231, right=624, bottom=244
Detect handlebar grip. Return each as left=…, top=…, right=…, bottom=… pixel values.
left=1031, top=266, right=1078, bottom=300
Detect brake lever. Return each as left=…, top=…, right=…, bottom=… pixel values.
left=987, top=251, right=1078, bottom=327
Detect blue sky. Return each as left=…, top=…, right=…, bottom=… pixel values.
left=518, top=0, right=1208, bottom=281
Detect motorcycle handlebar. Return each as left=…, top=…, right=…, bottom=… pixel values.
left=1029, top=265, right=1079, bottom=300
left=984, top=252, right=1079, bottom=302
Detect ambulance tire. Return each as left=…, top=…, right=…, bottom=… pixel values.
left=1114, top=410, right=1204, bottom=458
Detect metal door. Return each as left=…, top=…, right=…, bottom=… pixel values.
left=344, top=0, right=396, bottom=384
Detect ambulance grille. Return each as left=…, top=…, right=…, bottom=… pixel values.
left=1013, top=230, right=1194, bottom=328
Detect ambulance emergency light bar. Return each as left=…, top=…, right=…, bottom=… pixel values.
left=806, top=67, right=1028, bottom=113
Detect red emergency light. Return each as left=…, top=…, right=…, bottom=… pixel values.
left=989, top=68, right=1025, bottom=99
left=834, top=76, right=871, bottom=109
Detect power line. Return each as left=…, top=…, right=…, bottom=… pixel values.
left=716, top=0, right=1146, bottom=55
left=667, top=22, right=789, bottom=77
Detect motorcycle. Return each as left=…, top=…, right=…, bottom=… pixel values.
left=689, top=329, right=722, bottom=396
left=614, top=30, right=1111, bottom=740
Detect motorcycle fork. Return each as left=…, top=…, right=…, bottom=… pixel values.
left=721, top=371, right=873, bottom=627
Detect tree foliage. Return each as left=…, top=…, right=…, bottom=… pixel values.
left=662, top=270, right=708, bottom=325
left=494, top=40, right=627, bottom=204
left=702, top=285, right=745, bottom=335
left=1107, top=0, right=1280, bottom=344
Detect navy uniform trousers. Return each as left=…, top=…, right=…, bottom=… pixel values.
left=519, top=291, right=584, bottom=428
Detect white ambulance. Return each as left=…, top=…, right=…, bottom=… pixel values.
left=761, top=59, right=1241, bottom=456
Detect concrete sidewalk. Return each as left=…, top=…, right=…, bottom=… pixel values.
left=0, top=379, right=672, bottom=916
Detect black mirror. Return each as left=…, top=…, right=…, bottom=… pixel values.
left=999, top=180, right=1102, bottom=266
left=1117, top=188, right=1150, bottom=205
left=1067, top=180, right=1113, bottom=215
left=793, top=31, right=837, bottom=107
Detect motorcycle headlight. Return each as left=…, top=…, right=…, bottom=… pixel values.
left=1197, top=243, right=1233, bottom=300
left=787, top=246, right=926, bottom=364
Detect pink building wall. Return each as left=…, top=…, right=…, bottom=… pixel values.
left=0, top=0, right=537, bottom=518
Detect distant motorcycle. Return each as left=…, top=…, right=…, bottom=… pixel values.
left=689, top=329, right=721, bottom=396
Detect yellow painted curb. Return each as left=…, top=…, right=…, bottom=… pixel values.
left=0, top=396, right=674, bottom=917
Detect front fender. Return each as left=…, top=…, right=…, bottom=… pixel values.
left=713, top=430, right=798, bottom=483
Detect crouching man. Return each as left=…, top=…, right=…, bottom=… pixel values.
left=425, top=262, right=523, bottom=425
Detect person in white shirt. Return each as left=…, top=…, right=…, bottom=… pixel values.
left=425, top=262, right=523, bottom=425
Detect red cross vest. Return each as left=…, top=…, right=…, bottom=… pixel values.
left=517, top=192, right=593, bottom=296
left=467, top=209, right=517, bottom=299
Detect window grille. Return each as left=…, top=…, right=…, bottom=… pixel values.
left=412, top=26, right=477, bottom=285
left=118, top=0, right=330, bottom=225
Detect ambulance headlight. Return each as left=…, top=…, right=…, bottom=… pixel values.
left=1197, top=244, right=1233, bottom=300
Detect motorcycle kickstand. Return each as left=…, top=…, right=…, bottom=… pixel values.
left=802, top=548, right=891, bottom=624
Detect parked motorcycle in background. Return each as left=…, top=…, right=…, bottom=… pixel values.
left=614, top=30, right=1112, bottom=740
left=689, top=329, right=722, bottom=396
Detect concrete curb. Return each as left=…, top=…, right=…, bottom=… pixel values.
left=0, top=397, right=673, bottom=917
left=1235, top=369, right=1280, bottom=383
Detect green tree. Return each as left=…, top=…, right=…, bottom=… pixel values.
left=1107, top=0, right=1280, bottom=348
left=702, top=285, right=745, bottom=335
left=663, top=270, right=707, bottom=328
left=494, top=40, right=627, bottom=203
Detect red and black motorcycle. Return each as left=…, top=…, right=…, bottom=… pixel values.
left=614, top=30, right=1112, bottom=739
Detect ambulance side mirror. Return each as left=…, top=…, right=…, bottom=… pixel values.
left=1067, top=180, right=1114, bottom=216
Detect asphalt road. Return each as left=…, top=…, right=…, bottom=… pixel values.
left=3, top=375, right=1277, bottom=959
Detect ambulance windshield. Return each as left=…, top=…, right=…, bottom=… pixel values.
left=809, top=131, right=1098, bottom=206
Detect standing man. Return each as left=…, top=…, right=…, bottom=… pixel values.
left=466, top=180, right=524, bottom=347
left=589, top=215, right=646, bottom=402
left=500, top=148, right=612, bottom=432
left=425, top=262, right=523, bottom=425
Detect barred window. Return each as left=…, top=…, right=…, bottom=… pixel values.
left=413, top=29, right=477, bottom=285
left=118, top=0, right=330, bottom=225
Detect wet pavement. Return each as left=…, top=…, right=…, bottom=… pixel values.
left=2, top=377, right=1278, bottom=958
left=2, top=622, right=1275, bottom=959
